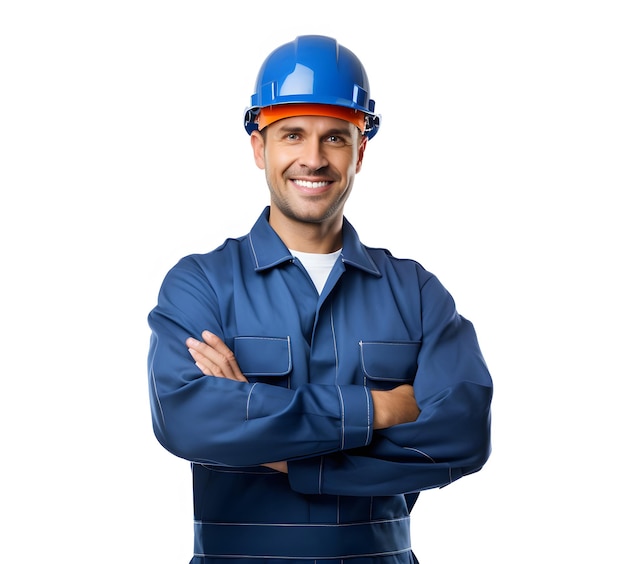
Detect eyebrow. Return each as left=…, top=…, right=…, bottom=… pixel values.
left=276, top=124, right=354, bottom=137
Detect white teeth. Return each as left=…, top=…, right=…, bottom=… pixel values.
left=293, top=179, right=329, bottom=189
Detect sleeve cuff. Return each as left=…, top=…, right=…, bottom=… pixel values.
left=337, top=384, right=373, bottom=450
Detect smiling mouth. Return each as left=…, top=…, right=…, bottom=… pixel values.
left=292, top=179, right=331, bottom=189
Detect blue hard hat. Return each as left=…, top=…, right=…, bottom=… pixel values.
left=244, top=35, right=381, bottom=139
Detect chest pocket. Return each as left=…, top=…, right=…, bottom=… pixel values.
left=233, top=336, right=292, bottom=387
left=359, top=340, right=421, bottom=390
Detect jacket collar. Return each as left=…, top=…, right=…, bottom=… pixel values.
left=247, top=207, right=381, bottom=277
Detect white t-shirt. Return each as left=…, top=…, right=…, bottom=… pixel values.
left=290, top=248, right=342, bottom=294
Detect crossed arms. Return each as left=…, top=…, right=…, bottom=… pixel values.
left=186, top=330, right=421, bottom=472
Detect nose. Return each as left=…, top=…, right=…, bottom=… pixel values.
left=298, top=139, right=328, bottom=171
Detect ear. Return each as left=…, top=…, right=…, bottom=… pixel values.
left=250, top=131, right=266, bottom=170
left=355, top=135, right=368, bottom=173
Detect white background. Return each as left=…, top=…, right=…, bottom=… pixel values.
left=1, top=1, right=624, bottom=562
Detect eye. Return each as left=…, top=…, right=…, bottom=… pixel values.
left=326, top=135, right=347, bottom=146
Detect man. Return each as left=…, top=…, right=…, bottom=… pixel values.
left=148, top=35, right=492, bottom=563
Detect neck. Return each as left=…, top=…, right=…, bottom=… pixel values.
left=269, top=211, right=343, bottom=253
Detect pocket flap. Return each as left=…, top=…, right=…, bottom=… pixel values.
left=234, top=336, right=292, bottom=377
left=360, top=341, right=420, bottom=382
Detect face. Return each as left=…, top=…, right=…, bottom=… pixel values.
left=251, top=115, right=367, bottom=234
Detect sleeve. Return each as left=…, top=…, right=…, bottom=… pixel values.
left=287, top=273, right=493, bottom=496
left=147, top=256, right=373, bottom=467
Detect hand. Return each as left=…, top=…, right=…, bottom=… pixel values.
left=186, top=331, right=248, bottom=382
left=263, top=461, right=288, bottom=473
left=371, top=384, right=420, bottom=430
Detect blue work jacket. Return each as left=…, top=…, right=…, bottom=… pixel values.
left=148, top=208, right=493, bottom=563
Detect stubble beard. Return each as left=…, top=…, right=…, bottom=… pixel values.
left=268, top=176, right=353, bottom=226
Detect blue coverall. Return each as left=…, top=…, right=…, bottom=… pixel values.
left=148, top=207, right=493, bottom=563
